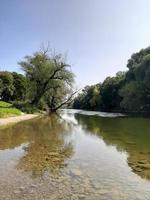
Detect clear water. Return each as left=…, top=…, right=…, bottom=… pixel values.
left=0, top=109, right=150, bottom=200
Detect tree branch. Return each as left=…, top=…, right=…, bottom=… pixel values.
left=53, top=90, right=80, bottom=111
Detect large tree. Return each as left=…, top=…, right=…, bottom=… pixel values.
left=19, top=49, right=75, bottom=112
left=100, top=72, right=125, bottom=111
left=73, top=84, right=101, bottom=110
left=0, top=71, right=28, bottom=102
left=0, top=71, right=14, bottom=101
left=121, top=46, right=150, bottom=111
left=119, top=81, right=146, bottom=111
left=11, top=72, right=28, bottom=101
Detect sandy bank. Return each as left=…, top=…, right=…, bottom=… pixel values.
left=0, top=114, right=39, bottom=126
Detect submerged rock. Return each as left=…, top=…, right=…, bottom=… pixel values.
left=19, top=186, right=25, bottom=191
left=14, top=190, right=20, bottom=194
left=48, top=152, right=59, bottom=157
left=71, top=194, right=79, bottom=200
left=70, top=169, right=82, bottom=177
left=140, top=163, right=150, bottom=169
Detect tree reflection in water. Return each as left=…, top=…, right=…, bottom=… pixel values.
left=75, top=113, right=150, bottom=180
left=0, top=115, right=74, bottom=177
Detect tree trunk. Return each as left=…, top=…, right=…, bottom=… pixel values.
left=47, top=107, right=57, bottom=115
left=47, top=90, right=79, bottom=115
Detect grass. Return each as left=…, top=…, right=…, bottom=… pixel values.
left=0, top=101, right=22, bottom=118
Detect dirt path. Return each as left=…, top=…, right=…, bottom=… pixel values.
left=0, top=114, right=39, bottom=126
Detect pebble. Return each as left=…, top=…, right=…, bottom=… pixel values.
left=70, top=169, right=82, bottom=176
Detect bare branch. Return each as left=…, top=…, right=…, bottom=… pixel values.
left=54, top=90, right=80, bottom=111
left=40, top=42, right=51, bottom=55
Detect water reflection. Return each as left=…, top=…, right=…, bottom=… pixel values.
left=0, top=115, right=74, bottom=176
left=75, top=113, right=150, bottom=180
left=0, top=111, right=150, bottom=199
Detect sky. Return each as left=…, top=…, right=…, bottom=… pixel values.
left=0, top=0, right=150, bottom=88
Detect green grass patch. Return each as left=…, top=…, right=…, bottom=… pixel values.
left=0, top=101, right=12, bottom=108
left=0, top=101, right=22, bottom=118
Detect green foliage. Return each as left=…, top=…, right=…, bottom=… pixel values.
left=100, top=72, right=125, bottom=110
left=1, top=46, right=150, bottom=114
left=124, top=47, right=150, bottom=112
left=0, top=72, right=14, bottom=101
left=11, top=72, right=28, bottom=101
left=73, top=72, right=125, bottom=111
left=0, top=48, right=75, bottom=113
left=19, top=50, right=75, bottom=111
left=0, top=71, right=28, bottom=102
left=0, top=101, right=12, bottom=108
left=119, top=81, right=146, bottom=111
left=0, top=101, right=21, bottom=118
left=73, top=46, right=150, bottom=113
left=73, top=84, right=101, bottom=110
left=127, top=47, right=150, bottom=70
left=14, top=102, right=38, bottom=114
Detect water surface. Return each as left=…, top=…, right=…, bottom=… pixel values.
left=0, top=110, right=150, bottom=199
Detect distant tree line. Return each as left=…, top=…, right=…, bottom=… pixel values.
left=0, top=47, right=75, bottom=113
left=73, top=46, right=150, bottom=113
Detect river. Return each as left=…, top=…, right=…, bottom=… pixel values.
left=0, top=109, right=150, bottom=200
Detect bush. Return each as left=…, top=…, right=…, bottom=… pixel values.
left=13, top=102, right=39, bottom=114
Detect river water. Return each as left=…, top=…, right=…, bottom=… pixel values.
left=0, top=109, right=150, bottom=200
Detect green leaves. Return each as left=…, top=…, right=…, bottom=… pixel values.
left=19, top=49, right=75, bottom=111
left=73, top=46, right=150, bottom=113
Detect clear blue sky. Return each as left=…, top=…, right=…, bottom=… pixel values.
left=0, top=0, right=150, bottom=87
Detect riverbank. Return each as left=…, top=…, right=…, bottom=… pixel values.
left=0, top=114, right=39, bottom=127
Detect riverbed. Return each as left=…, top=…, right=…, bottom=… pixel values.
left=0, top=109, right=150, bottom=200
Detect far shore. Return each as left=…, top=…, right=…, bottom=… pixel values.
left=0, top=114, right=39, bottom=127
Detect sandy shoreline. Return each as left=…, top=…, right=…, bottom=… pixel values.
left=0, top=114, right=39, bottom=126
